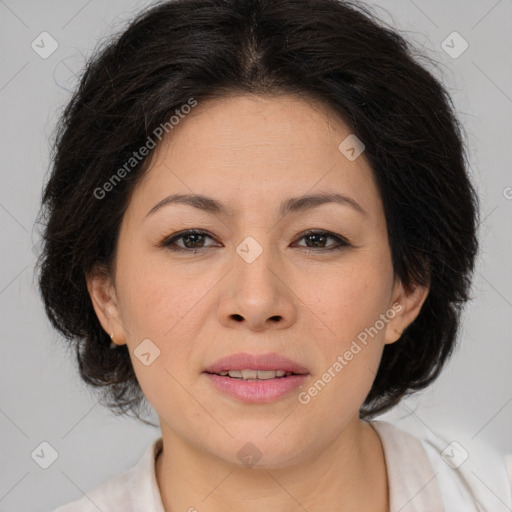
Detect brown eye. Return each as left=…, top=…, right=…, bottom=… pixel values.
left=163, top=230, right=219, bottom=252
left=294, top=230, right=350, bottom=252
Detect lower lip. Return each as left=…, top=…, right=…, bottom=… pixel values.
left=204, top=373, right=308, bottom=403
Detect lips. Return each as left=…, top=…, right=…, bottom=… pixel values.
left=203, top=352, right=309, bottom=376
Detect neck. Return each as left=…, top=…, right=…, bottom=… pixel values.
left=155, top=418, right=388, bottom=512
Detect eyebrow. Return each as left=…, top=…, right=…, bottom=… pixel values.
left=145, top=192, right=367, bottom=218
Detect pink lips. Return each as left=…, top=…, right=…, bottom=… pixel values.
left=203, top=353, right=309, bottom=404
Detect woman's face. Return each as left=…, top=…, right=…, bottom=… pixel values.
left=89, top=93, right=422, bottom=467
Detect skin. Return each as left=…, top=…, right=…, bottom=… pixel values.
left=87, top=93, right=429, bottom=512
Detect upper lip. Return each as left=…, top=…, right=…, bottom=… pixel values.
left=203, top=353, right=309, bottom=375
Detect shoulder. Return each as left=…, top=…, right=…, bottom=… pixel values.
left=369, top=419, right=512, bottom=512
left=49, top=438, right=163, bottom=512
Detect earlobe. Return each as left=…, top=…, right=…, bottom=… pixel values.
left=384, top=279, right=429, bottom=345
left=86, top=265, right=126, bottom=345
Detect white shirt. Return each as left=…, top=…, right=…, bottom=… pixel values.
left=51, top=420, right=512, bottom=512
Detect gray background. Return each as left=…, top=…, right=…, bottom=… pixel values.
left=0, top=0, right=511, bottom=510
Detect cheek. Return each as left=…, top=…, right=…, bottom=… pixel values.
left=115, top=263, right=205, bottom=415
left=115, top=244, right=213, bottom=339
left=305, top=254, right=394, bottom=342
left=298, top=251, right=393, bottom=403
left=113, top=249, right=211, bottom=395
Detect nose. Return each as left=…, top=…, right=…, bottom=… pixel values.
left=216, top=240, right=297, bottom=332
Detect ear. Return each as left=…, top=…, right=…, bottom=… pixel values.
left=384, top=278, right=429, bottom=345
left=86, top=264, right=127, bottom=346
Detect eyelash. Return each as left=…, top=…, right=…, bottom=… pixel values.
left=161, top=229, right=350, bottom=254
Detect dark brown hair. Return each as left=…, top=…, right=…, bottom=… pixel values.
left=36, top=0, right=479, bottom=422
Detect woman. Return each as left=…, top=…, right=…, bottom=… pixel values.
left=37, top=0, right=511, bottom=510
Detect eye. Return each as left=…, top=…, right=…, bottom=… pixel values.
left=162, top=230, right=219, bottom=253
left=293, top=230, right=350, bottom=252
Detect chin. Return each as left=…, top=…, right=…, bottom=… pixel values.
left=209, top=432, right=311, bottom=469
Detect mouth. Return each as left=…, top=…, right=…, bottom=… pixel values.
left=204, top=369, right=302, bottom=380
left=202, top=353, right=309, bottom=402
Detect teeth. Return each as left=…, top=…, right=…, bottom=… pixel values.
left=239, top=369, right=257, bottom=380
left=218, top=369, right=293, bottom=380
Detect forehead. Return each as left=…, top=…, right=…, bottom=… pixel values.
left=156, top=92, right=352, bottom=162
left=127, top=93, right=381, bottom=220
